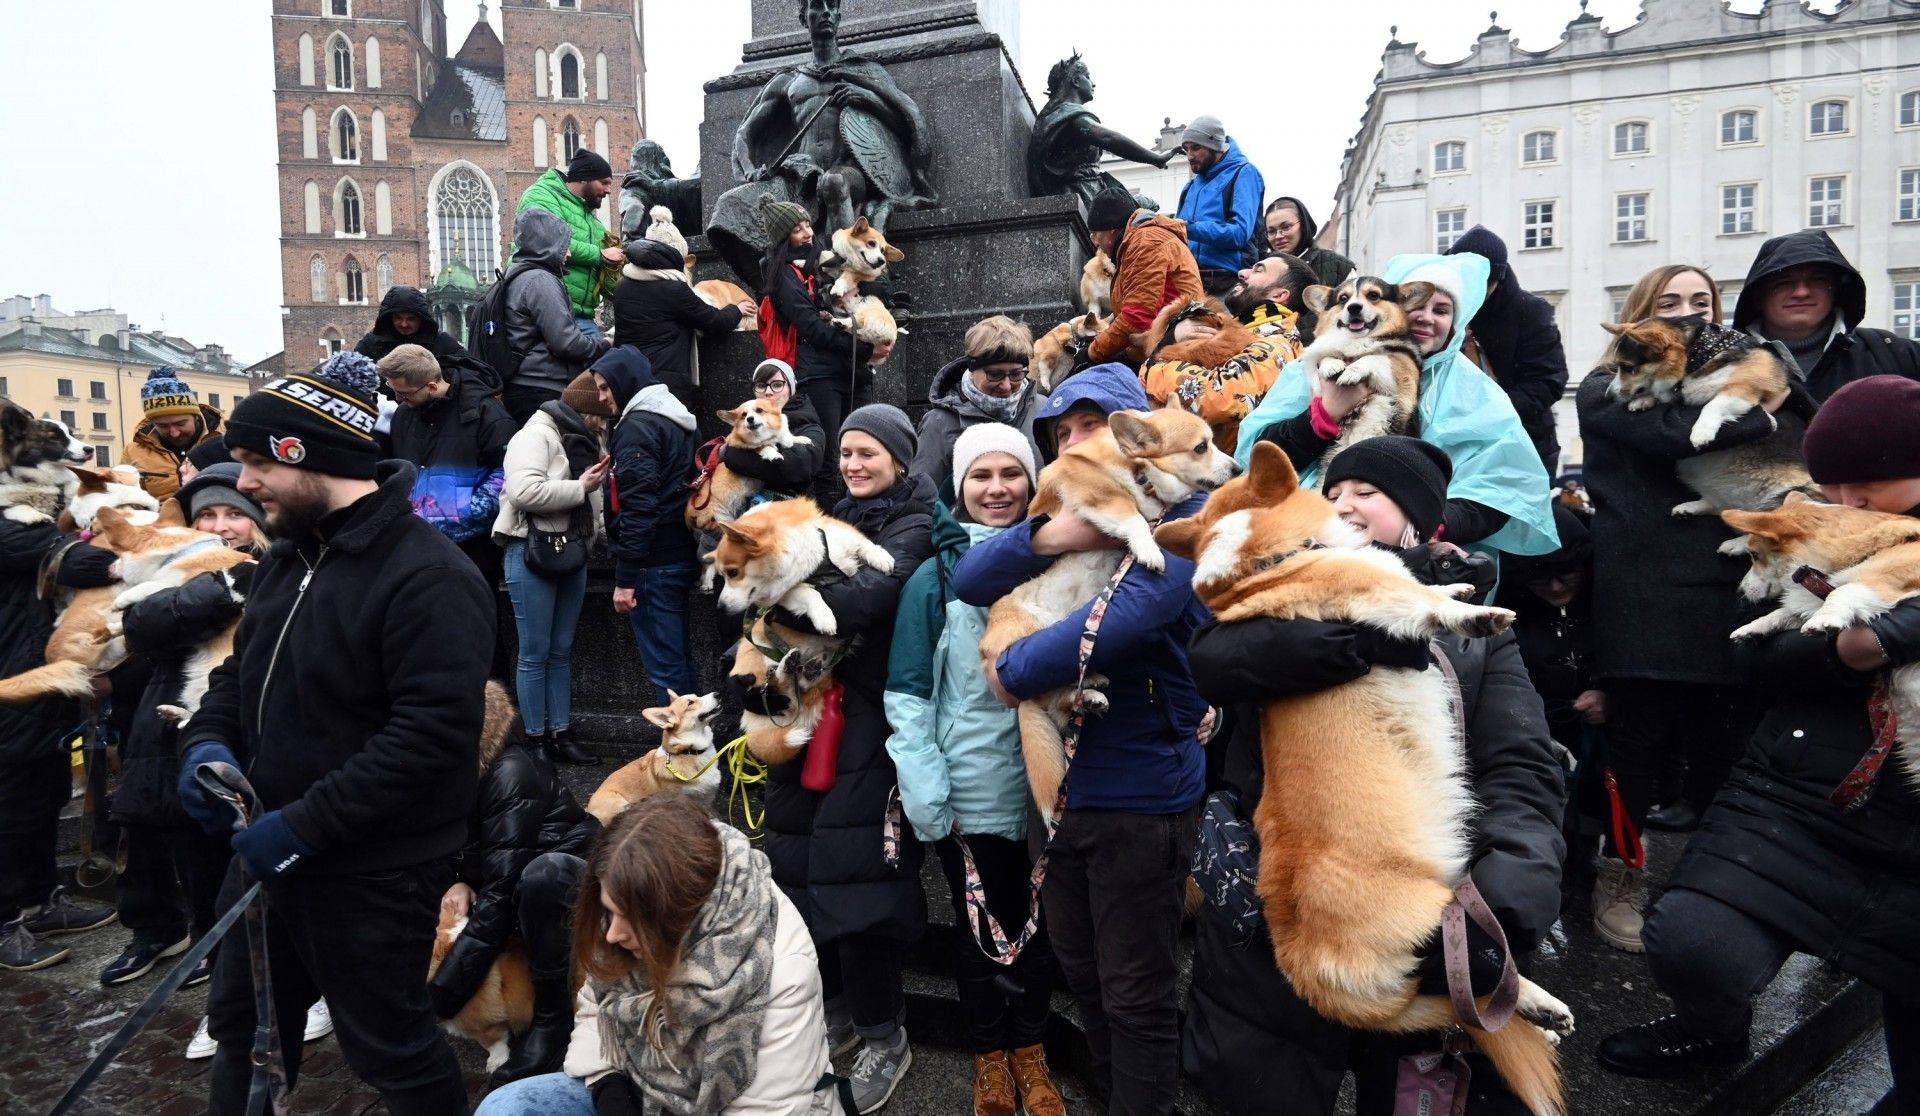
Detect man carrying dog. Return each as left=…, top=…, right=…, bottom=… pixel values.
left=952, top=362, right=1210, bottom=1116
left=1173, top=115, right=1265, bottom=297
left=176, top=356, right=493, bottom=1114
left=1084, top=188, right=1203, bottom=368
left=127, top=367, right=226, bottom=502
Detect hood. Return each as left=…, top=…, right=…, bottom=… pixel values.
left=929, top=498, right=971, bottom=563
left=1194, top=138, right=1251, bottom=182
left=1271, top=196, right=1319, bottom=248
left=619, top=381, right=698, bottom=433
left=927, top=355, right=1035, bottom=418
left=1381, top=252, right=1490, bottom=370
left=623, top=238, right=686, bottom=274
left=371, top=285, right=439, bottom=341
left=511, top=208, right=572, bottom=273
left=1502, top=504, right=1591, bottom=581
left=1033, top=361, right=1148, bottom=461
left=1127, top=211, right=1190, bottom=244
left=1732, top=229, right=1865, bottom=333
left=591, top=346, right=654, bottom=411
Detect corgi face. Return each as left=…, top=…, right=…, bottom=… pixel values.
left=1601, top=317, right=1695, bottom=405
left=718, top=397, right=788, bottom=448
left=708, top=498, right=823, bottom=613
left=1105, top=408, right=1239, bottom=500
left=642, top=690, right=721, bottom=752
left=1720, top=493, right=1896, bottom=602
left=1154, top=441, right=1362, bottom=601
left=1030, top=312, right=1106, bottom=388
left=94, top=505, right=223, bottom=580
left=1304, top=276, right=1427, bottom=343
left=832, top=217, right=904, bottom=274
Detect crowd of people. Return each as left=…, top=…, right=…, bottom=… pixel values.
left=4, top=131, right=1920, bottom=1116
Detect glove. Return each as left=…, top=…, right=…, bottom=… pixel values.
left=590, top=1074, right=647, bottom=1116
left=1352, top=626, right=1432, bottom=671
left=177, top=742, right=240, bottom=835
left=230, top=810, right=314, bottom=880
left=727, top=671, right=791, bottom=717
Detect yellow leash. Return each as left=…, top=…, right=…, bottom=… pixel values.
left=666, top=735, right=769, bottom=837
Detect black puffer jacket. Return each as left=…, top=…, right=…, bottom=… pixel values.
left=0, top=518, right=116, bottom=766
left=356, top=285, right=502, bottom=392
left=430, top=738, right=596, bottom=1002
left=717, top=389, right=825, bottom=500
left=1733, top=230, right=1920, bottom=401
left=111, top=564, right=254, bottom=829
left=612, top=239, right=743, bottom=406
left=767, top=261, right=874, bottom=387
left=1575, top=371, right=1812, bottom=685
left=759, top=472, right=935, bottom=944
left=1671, top=624, right=1920, bottom=994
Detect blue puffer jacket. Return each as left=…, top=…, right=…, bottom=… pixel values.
left=1175, top=138, right=1265, bottom=273
left=884, top=507, right=1030, bottom=843
left=953, top=362, right=1208, bottom=815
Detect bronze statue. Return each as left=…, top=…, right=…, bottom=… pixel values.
left=1027, top=53, right=1174, bottom=203
left=618, top=140, right=702, bottom=242
left=705, top=0, right=938, bottom=286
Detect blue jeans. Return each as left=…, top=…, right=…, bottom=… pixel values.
left=628, top=561, right=699, bottom=700
left=475, top=1072, right=593, bottom=1115
left=503, top=540, right=588, bottom=734
left=575, top=317, right=602, bottom=341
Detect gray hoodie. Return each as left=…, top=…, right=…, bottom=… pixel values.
left=506, top=209, right=608, bottom=392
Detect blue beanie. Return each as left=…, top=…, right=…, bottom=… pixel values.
left=141, top=367, right=199, bottom=420
left=318, top=351, right=380, bottom=399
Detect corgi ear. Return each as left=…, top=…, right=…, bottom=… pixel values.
left=1153, top=517, right=1204, bottom=560
left=1079, top=311, right=1101, bottom=330
left=666, top=689, right=682, bottom=703
left=717, top=407, right=742, bottom=425
left=1600, top=321, right=1629, bottom=336
left=1246, top=440, right=1300, bottom=503
left=67, top=465, right=109, bottom=493
left=94, top=505, right=140, bottom=549
left=157, top=498, right=187, bottom=528
left=882, top=244, right=905, bottom=264
left=1782, top=490, right=1812, bottom=506
left=1108, top=411, right=1161, bottom=457
left=685, top=253, right=699, bottom=270
left=718, top=521, right=763, bottom=555
left=1302, top=285, right=1334, bottom=314
left=1395, top=281, right=1436, bottom=309
left=642, top=705, right=675, bottom=728
left=1720, top=509, right=1775, bottom=538
left=849, top=217, right=871, bottom=235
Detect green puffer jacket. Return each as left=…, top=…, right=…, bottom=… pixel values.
left=514, top=168, right=615, bottom=319
left=883, top=505, right=1030, bottom=843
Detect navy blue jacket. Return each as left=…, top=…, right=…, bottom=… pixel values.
left=597, top=348, right=697, bottom=580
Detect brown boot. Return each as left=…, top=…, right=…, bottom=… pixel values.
left=972, top=1050, right=1017, bottom=1116
left=1010, top=1044, right=1066, bottom=1116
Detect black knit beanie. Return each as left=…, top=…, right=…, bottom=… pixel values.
left=565, top=148, right=614, bottom=183
left=1804, top=375, right=1920, bottom=484
left=224, top=354, right=381, bottom=479
left=1086, top=189, right=1137, bottom=232
left=186, top=434, right=231, bottom=472
left=1445, top=224, right=1509, bottom=285
left=1322, top=436, right=1453, bottom=542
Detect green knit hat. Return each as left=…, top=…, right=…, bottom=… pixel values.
left=757, top=194, right=809, bottom=245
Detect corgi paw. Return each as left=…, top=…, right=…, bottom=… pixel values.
left=1317, top=357, right=1348, bottom=381
left=1439, top=582, right=1478, bottom=600
left=1625, top=396, right=1656, bottom=413
left=1516, top=981, right=1576, bottom=1038
left=1456, top=605, right=1515, bottom=638
left=1717, top=536, right=1751, bottom=558
left=1076, top=676, right=1111, bottom=717
left=864, top=548, right=895, bottom=575
left=1670, top=499, right=1717, bottom=517
left=756, top=444, right=784, bottom=461
left=156, top=704, right=189, bottom=725
left=2, top=505, right=51, bottom=524
left=1128, top=540, right=1166, bottom=573
left=788, top=434, right=813, bottom=446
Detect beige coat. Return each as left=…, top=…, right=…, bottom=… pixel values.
left=563, top=889, right=837, bottom=1115
left=491, top=409, right=599, bottom=545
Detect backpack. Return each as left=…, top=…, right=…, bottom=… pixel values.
left=469, top=261, right=546, bottom=384
left=756, top=263, right=811, bottom=368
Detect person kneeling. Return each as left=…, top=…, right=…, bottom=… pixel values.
left=477, top=794, right=838, bottom=1116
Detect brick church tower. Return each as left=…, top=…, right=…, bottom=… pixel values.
left=270, top=1, right=645, bottom=367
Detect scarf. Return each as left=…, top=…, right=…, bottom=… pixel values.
left=958, top=370, right=1025, bottom=423
left=596, top=825, right=780, bottom=1116
left=539, top=400, right=603, bottom=479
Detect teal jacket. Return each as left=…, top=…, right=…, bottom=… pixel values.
left=514, top=168, right=612, bottom=319
left=883, top=507, right=1030, bottom=843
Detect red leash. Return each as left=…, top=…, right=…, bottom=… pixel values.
left=685, top=436, right=727, bottom=513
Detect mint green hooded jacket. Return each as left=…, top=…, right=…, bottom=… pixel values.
left=882, top=507, right=1029, bottom=843
left=1235, top=252, right=1558, bottom=557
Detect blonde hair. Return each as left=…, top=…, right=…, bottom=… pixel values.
left=1619, top=265, right=1721, bottom=325
left=964, top=315, right=1033, bottom=366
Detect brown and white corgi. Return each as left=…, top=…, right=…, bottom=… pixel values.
left=0, top=404, right=92, bottom=525
left=708, top=498, right=894, bottom=636
left=429, top=910, right=534, bottom=1073
left=586, top=691, right=723, bottom=821
left=979, top=407, right=1237, bottom=817
left=686, top=398, right=812, bottom=533
left=1299, top=276, right=1433, bottom=463
left=59, top=464, right=161, bottom=533
left=1152, top=441, right=1572, bottom=1116
left=821, top=218, right=907, bottom=347
left=1080, top=250, right=1115, bottom=316
left=1600, top=315, right=1812, bottom=516
left=1030, top=312, right=1105, bottom=392
left=1723, top=495, right=1920, bottom=792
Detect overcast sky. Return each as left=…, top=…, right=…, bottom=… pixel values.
left=0, top=0, right=1748, bottom=363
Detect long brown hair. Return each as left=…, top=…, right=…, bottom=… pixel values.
left=570, top=795, right=723, bottom=1029
left=1619, top=264, right=1721, bottom=325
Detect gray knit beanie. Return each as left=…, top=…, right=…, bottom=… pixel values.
left=839, top=403, right=917, bottom=470
left=758, top=194, right=810, bottom=246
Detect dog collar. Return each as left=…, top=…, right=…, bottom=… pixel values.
left=1249, top=540, right=1325, bottom=573
left=167, top=537, right=227, bottom=566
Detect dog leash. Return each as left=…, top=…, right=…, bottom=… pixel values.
left=70, top=705, right=121, bottom=890
left=1831, top=676, right=1899, bottom=812
left=676, top=734, right=770, bottom=837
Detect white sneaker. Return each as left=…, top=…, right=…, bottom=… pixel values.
left=185, top=1016, right=216, bottom=1060
left=304, top=999, right=334, bottom=1042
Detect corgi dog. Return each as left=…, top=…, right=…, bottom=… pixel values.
left=979, top=408, right=1237, bottom=817
left=429, top=908, right=534, bottom=1073
left=1600, top=315, right=1812, bottom=516
left=103, top=506, right=255, bottom=724
left=1143, top=296, right=1260, bottom=368
left=1030, top=312, right=1105, bottom=392
left=60, top=464, right=161, bottom=533
left=587, top=691, right=723, bottom=821
left=1080, top=250, right=1115, bottom=316
left=1299, top=276, right=1433, bottom=463
left=821, top=218, right=907, bottom=346
left=0, top=404, right=92, bottom=525
left=708, top=498, right=894, bottom=636
left=1152, top=441, right=1573, bottom=1116
left=686, top=398, right=812, bottom=533
left=694, top=277, right=758, bottom=331
left=728, top=611, right=848, bottom=765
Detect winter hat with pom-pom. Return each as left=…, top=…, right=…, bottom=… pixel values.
left=224, top=352, right=381, bottom=478
left=141, top=367, right=199, bottom=420
left=645, top=204, right=689, bottom=261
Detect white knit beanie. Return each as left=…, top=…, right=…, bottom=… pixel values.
left=1394, top=260, right=1466, bottom=308
left=951, top=422, right=1037, bottom=504
left=645, top=204, right=689, bottom=261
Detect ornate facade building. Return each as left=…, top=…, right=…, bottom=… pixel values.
left=1331, top=0, right=1920, bottom=465
left=271, top=0, right=646, bottom=365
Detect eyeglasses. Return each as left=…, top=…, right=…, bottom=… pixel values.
left=754, top=380, right=789, bottom=394
left=976, top=364, right=1027, bottom=385
left=386, top=381, right=432, bottom=403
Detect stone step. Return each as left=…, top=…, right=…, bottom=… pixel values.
left=1772, top=1025, right=1892, bottom=1115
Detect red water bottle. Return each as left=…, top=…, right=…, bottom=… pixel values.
left=800, top=682, right=845, bottom=792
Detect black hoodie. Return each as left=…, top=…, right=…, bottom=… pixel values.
left=1734, top=229, right=1920, bottom=401
left=355, top=285, right=503, bottom=392
left=1265, top=195, right=1355, bottom=288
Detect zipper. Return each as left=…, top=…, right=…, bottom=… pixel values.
left=255, top=546, right=329, bottom=748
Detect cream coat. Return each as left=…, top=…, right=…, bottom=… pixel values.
left=562, top=889, right=837, bottom=1115
left=491, top=409, right=600, bottom=545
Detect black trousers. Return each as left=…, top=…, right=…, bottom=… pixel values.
left=1602, top=680, right=1750, bottom=857
left=0, top=751, right=71, bottom=924
left=205, top=858, right=466, bottom=1116
left=517, top=851, right=583, bottom=980
left=457, top=536, right=510, bottom=682
left=117, top=823, right=232, bottom=945
left=1044, top=806, right=1198, bottom=1116
left=933, top=834, right=1056, bottom=1054
left=818, top=931, right=907, bottom=1039
left=501, top=384, right=562, bottom=428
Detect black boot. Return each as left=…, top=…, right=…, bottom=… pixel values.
left=491, top=973, right=573, bottom=1087
left=1645, top=801, right=1701, bottom=832
left=548, top=727, right=599, bottom=766
left=1598, top=1014, right=1748, bottom=1078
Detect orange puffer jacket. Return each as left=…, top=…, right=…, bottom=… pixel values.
left=1088, top=212, right=1203, bottom=365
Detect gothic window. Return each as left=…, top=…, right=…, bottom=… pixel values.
left=366, top=36, right=381, bottom=88
left=435, top=165, right=498, bottom=278
left=304, top=181, right=321, bottom=233
left=297, top=33, right=314, bottom=86
left=343, top=258, right=366, bottom=304
left=370, top=108, right=386, bottom=160
left=593, top=118, right=608, bottom=156
left=338, top=180, right=363, bottom=235
left=332, top=107, right=359, bottom=162
left=301, top=107, right=318, bottom=158
left=562, top=117, right=581, bottom=161
left=328, top=34, right=353, bottom=90
left=595, top=53, right=607, bottom=100
left=534, top=49, right=548, bottom=98
left=376, top=254, right=394, bottom=296
left=558, top=50, right=581, bottom=99
left=374, top=181, right=392, bottom=234
left=310, top=256, right=328, bottom=302
left=532, top=117, right=548, bottom=167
